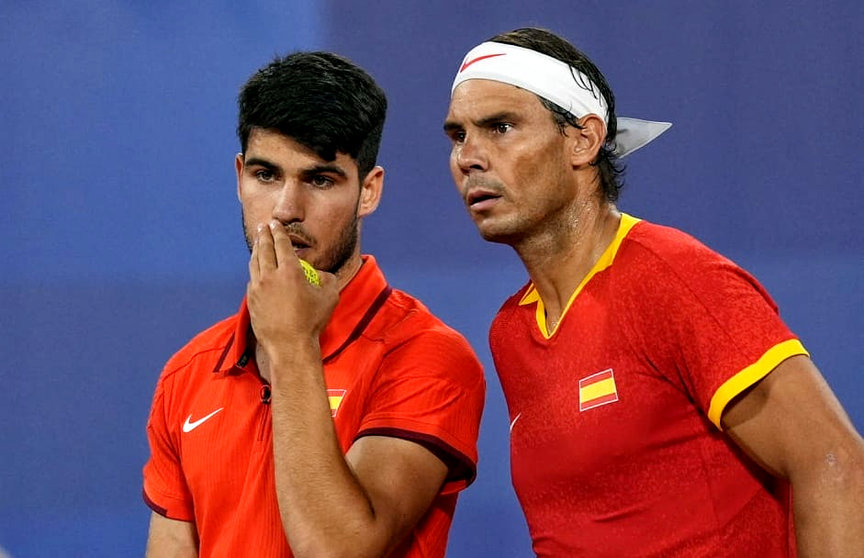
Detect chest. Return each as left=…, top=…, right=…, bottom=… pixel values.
left=173, top=345, right=386, bottom=503
left=492, top=300, right=708, bottom=488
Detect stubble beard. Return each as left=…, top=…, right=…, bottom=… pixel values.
left=477, top=217, right=525, bottom=246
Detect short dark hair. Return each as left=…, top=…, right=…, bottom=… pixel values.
left=237, top=51, right=387, bottom=179
left=488, top=28, right=625, bottom=202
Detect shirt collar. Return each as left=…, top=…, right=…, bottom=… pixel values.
left=518, top=213, right=641, bottom=338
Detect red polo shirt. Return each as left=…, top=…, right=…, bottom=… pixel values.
left=143, top=256, right=485, bottom=557
left=492, top=215, right=805, bottom=556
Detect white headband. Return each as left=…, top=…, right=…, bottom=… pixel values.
left=451, top=42, right=671, bottom=157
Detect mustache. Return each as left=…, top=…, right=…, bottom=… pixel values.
left=275, top=223, right=315, bottom=247
left=462, top=176, right=506, bottom=203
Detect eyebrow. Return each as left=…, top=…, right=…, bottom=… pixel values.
left=443, top=120, right=462, bottom=134
left=244, top=157, right=280, bottom=172
left=475, top=111, right=521, bottom=127
left=443, top=111, right=521, bottom=133
left=244, top=158, right=348, bottom=179
left=300, top=164, right=348, bottom=179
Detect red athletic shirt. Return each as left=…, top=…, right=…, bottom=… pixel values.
left=490, top=215, right=807, bottom=557
left=143, top=256, right=485, bottom=557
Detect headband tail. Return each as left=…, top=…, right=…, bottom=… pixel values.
left=614, top=118, right=672, bottom=158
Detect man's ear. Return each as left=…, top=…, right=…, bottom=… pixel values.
left=235, top=153, right=245, bottom=202
left=358, top=166, right=384, bottom=217
left=570, top=114, right=606, bottom=167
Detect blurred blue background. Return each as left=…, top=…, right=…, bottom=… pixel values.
left=1, top=1, right=861, bottom=556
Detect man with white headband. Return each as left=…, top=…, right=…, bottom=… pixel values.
left=444, top=27, right=864, bottom=556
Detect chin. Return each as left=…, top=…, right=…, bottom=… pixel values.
left=478, top=227, right=517, bottom=245
left=476, top=215, right=528, bottom=244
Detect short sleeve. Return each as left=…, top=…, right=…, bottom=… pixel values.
left=357, top=328, right=485, bottom=495
left=142, top=374, right=195, bottom=521
left=626, top=244, right=808, bottom=429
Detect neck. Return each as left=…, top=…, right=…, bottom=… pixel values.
left=332, top=251, right=365, bottom=292
left=514, top=199, right=620, bottom=331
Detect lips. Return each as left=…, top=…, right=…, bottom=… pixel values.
left=466, top=188, right=502, bottom=210
left=280, top=224, right=313, bottom=249
left=288, top=234, right=311, bottom=249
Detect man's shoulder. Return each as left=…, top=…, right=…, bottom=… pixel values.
left=378, top=288, right=464, bottom=337
left=373, top=288, right=480, bottom=362
left=616, top=218, right=773, bottom=310
left=625, top=219, right=717, bottom=258
left=364, top=289, right=484, bottom=400
left=351, top=256, right=475, bottom=348
left=160, top=312, right=240, bottom=382
left=618, top=219, right=736, bottom=278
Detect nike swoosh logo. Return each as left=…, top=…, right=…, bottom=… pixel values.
left=460, top=53, right=506, bottom=72
left=182, top=408, right=224, bottom=433
left=509, top=412, right=522, bottom=433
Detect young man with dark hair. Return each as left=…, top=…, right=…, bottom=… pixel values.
left=444, top=27, right=864, bottom=557
left=143, top=51, right=485, bottom=558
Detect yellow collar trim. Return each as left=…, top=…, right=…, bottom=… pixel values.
left=519, top=213, right=641, bottom=338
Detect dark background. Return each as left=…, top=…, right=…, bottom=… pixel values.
left=1, top=1, right=861, bottom=556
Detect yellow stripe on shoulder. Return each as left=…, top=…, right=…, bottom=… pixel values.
left=707, top=339, right=810, bottom=429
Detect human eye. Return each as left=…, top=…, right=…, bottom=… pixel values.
left=492, top=122, right=513, bottom=134
left=443, top=122, right=466, bottom=144
left=254, top=168, right=276, bottom=182
left=310, top=175, right=335, bottom=188
left=445, top=129, right=466, bottom=144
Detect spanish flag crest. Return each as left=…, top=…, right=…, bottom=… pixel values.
left=327, top=389, right=347, bottom=417
left=578, top=369, right=619, bottom=412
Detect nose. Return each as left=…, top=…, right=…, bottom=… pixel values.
left=453, top=133, right=488, bottom=175
left=271, top=182, right=304, bottom=224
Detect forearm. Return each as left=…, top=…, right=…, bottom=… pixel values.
left=145, top=513, right=199, bottom=558
left=268, top=340, right=389, bottom=558
left=792, top=444, right=864, bottom=557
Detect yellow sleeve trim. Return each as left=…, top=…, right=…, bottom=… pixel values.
left=707, top=339, right=810, bottom=429
left=518, top=213, right=642, bottom=339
